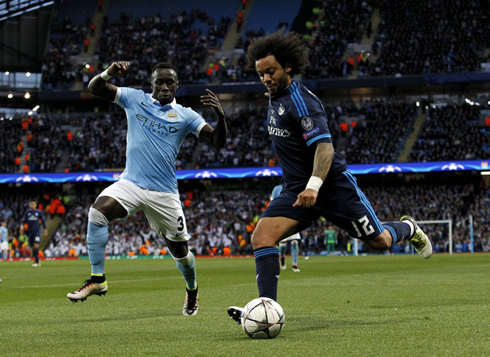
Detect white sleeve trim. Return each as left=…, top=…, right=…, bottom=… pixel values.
left=195, top=121, right=208, bottom=136
left=114, top=87, right=123, bottom=106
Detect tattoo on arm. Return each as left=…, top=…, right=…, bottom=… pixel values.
left=312, top=142, right=334, bottom=180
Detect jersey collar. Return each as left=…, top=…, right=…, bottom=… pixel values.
left=270, top=79, right=295, bottom=99
left=150, top=96, right=177, bottom=109
left=161, top=98, right=176, bottom=111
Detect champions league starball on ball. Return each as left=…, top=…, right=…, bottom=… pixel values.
left=241, top=297, right=285, bottom=339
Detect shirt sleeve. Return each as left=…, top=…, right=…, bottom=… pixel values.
left=289, top=90, right=332, bottom=147
left=186, top=108, right=207, bottom=137
left=114, top=87, right=140, bottom=109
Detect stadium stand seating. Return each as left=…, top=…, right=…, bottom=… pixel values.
left=369, top=0, right=490, bottom=77
left=242, top=0, right=301, bottom=35
left=2, top=0, right=490, bottom=259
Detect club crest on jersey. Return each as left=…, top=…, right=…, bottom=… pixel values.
left=167, top=111, right=178, bottom=120
left=301, top=116, right=314, bottom=130
left=270, top=115, right=277, bottom=126
left=278, top=104, right=285, bottom=115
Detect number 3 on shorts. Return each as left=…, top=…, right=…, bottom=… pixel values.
left=177, top=216, right=184, bottom=232
left=351, top=215, right=375, bottom=237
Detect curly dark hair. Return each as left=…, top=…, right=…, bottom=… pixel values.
left=246, top=30, right=309, bottom=77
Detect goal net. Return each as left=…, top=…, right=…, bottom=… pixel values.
left=352, top=219, right=453, bottom=255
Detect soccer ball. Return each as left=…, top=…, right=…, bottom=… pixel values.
left=241, top=297, right=285, bottom=339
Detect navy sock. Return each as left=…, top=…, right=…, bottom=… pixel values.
left=254, top=246, right=280, bottom=300
left=33, top=248, right=39, bottom=264
left=383, top=221, right=412, bottom=247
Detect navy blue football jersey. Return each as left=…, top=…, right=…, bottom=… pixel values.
left=22, top=209, right=46, bottom=233
left=267, top=80, right=347, bottom=192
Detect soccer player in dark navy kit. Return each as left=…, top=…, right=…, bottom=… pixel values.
left=228, top=30, right=432, bottom=323
left=22, top=200, right=47, bottom=267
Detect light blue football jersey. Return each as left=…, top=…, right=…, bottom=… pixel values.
left=270, top=184, right=283, bottom=201
left=115, top=87, right=207, bottom=193
left=0, top=226, right=7, bottom=242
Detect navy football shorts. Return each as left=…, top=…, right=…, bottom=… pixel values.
left=27, top=231, right=41, bottom=247
left=262, top=170, right=385, bottom=240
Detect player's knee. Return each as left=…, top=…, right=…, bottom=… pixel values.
left=88, top=207, right=109, bottom=226
left=167, top=240, right=189, bottom=259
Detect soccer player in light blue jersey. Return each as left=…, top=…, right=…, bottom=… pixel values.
left=228, top=30, right=432, bottom=325
left=67, top=61, right=227, bottom=316
left=0, top=221, right=8, bottom=261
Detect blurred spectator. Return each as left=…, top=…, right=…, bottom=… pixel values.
left=368, top=0, right=490, bottom=77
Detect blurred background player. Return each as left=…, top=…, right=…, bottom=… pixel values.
left=271, top=185, right=301, bottom=272
left=66, top=61, right=227, bottom=316
left=0, top=221, right=8, bottom=261
left=228, top=30, right=431, bottom=324
left=22, top=200, right=48, bottom=267
left=302, top=229, right=310, bottom=260
left=324, top=225, right=337, bottom=255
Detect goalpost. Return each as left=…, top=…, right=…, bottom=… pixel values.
left=352, top=219, right=453, bottom=255
left=417, top=220, right=453, bottom=255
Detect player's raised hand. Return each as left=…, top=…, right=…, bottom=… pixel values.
left=200, top=89, right=225, bottom=117
left=107, top=61, right=131, bottom=77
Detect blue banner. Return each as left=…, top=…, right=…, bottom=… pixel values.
left=0, top=160, right=488, bottom=184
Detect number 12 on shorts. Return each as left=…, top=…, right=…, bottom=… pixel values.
left=351, top=215, right=375, bottom=237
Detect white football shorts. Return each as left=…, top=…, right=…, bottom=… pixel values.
left=279, top=232, right=301, bottom=244
left=0, top=241, right=8, bottom=250
left=98, top=179, right=189, bottom=242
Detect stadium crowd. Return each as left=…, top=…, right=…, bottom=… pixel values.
left=41, top=6, right=232, bottom=89
left=410, top=103, right=489, bottom=162
left=303, top=0, right=374, bottom=80
left=368, top=0, right=490, bottom=77
left=41, top=16, right=88, bottom=90
left=2, top=100, right=488, bottom=173
left=38, top=0, right=490, bottom=90
left=1, top=177, right=489, bottom=260
left=96, top=9, right=231, bottom=86
left=2, top=0, right=490, bottom=262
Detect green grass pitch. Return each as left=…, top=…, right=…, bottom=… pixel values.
left=0, top=254, right=489, bottom=356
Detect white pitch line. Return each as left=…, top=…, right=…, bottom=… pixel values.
left=2, top=276, right=181, bottom=289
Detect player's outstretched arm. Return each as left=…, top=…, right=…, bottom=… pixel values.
left=199, top=89, right=227, bottom=149
left=293, top=142, right=334, bottom=208
left=88, top=61, right=130, bottom=102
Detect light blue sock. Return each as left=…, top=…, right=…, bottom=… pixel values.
left=174, top=252, right=197, bottom=290
left=279, top=243, right=287, bottom=258
left=87, top=221, right=109, bottom=275
left=291, top=241, right=299, bottom=266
